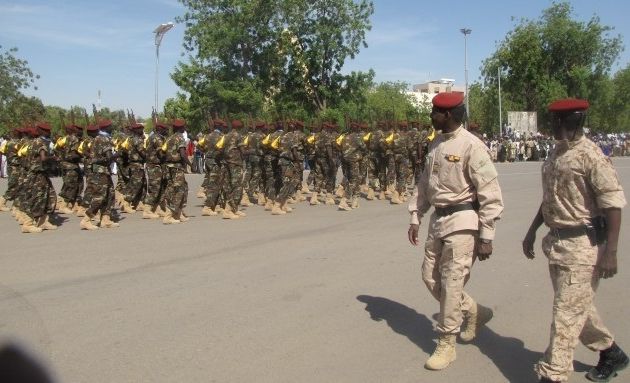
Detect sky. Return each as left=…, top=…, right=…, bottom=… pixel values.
left=1, top=0, right=629, bottom=117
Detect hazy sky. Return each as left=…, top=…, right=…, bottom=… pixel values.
left=1, top=0, right=628, bottom=117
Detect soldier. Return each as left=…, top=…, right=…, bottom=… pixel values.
left=305, top=122, right=321, bottom=204
left=262, top=121, right=283, bottom=210
left=161, top=119, right=191, bottom=224
left=21, top=122, right=58, bottom=233
left=522, top=99, right=628, bottom=383
left=200, top=119, right=225, bottom=216
left=272, top=121, right=300, bottom=215
left=80, top=119, right=119, bottom=230
left=291, top=120, right=307, bottom=202
left=0, top=128, right=23, bottom=212
left=337, top=121, right=367, bottom=211
left=11, top=126, right=34, bottom=224
left=220, top=119, right=247, bottom=219
left=317, top=122, right=337, bottom=205
left=121, top=122, right=147, bottom=213
left=247, top=120, right=266, bottom=205
left=366, top=121, right=387, bottom=200
left=142, top=121, right=168, bottom=219
left=54, top=123, right=83, bottom=214
left=77, top=124, right=99, bottom=218
left=389, top=120, right=411, bottom=204
left=407, top=92, right=504, bottom=370
left=113, top=127, right=130, bottom=208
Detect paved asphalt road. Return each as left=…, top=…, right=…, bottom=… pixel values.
left=1, top=159, right=629, bottom=383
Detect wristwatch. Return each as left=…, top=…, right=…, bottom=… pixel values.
left=480, top=239, right=492, bottom=244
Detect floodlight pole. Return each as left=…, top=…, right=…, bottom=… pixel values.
left=498, top=66, right=503, bottom=137
left=154, top=22, right=174, bottom=114
left=460, top=28, right=471, bottom=127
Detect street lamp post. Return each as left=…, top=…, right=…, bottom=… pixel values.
left=154, top=22, right=175, bottom=114
left=498, top=66, right=503, bottom=137
left=460, top=28, right=471, bottom=126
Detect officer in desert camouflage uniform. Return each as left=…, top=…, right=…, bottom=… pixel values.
left=523, top=98, right=628, bottom=383
left=408, top=92, right=504, bottom=371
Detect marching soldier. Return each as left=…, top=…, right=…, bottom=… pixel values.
left=337, top=121, right=367, bottom=211
left=0, top=128, right=23, bottom=212
left=142, top=121, right=168, bottom=219
left=161, top=119, right=191, bottom=224
left=121, top=122, right=147, bottom=213
left=54, top=123, right=83, bottom=214
left=220, top=119, right=247, bottom=219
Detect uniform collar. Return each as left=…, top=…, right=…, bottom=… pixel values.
left=567, top=135, right=586, bottom=149
left=441, top=125, right=463, bottom=140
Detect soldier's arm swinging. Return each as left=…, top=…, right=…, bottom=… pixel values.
left=522, top=204, right=544, bottom=259
left=598, top=207, right=621, bottom=279
left=179, top=147, right=192, bottom=169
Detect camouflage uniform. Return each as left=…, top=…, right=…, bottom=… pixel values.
left=276, top=131, right=300, bottom=204
left=162, top=132, right=188, bottom=215
left=123, top=134, right=147, bottom=207
left=24, top=136, right=56, bottom=219
left=246, top=128, right=265, bottom=199
left=221, top=129, right=245, bottom=212
left=366, top=128, right=386, bottom=191
left=143, top=131, right=166, bottom=210
left=315, top=127, right=336, bottom=194
left=85, top=133, right=115, bottom=216
left=339, top=129, right=367, bottom=200
left=391, top=128, right=410, bottom=194
left=2, top=138, right=21, bottom=202
left=201, top=129, right=225, bottom=210
left=534, top=136, right=626, bottom=382
left=79, top=135, right=96, bottom=208
left=114, top=132, right=130, bottom=197
left=262, top=128, right=283, bottom=201
left=57, top=134, right=83, bottom=205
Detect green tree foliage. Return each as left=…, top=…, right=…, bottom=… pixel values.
left=173, top=0, right=374, bottom=120
left=472, top=1, right=624, bottom=133
left=0, top=46, right=41, bottom=133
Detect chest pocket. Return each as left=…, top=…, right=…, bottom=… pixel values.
left=437, top=153, right=464, bottom=191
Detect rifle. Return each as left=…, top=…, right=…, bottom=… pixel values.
left=92, top=104, right=98, bottom=126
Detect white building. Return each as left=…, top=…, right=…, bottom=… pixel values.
left=406, top=79, right=466, bottom=108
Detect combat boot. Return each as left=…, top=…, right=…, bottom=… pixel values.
left=460, top=303, right=494, bottom=342
left=257, top=193, right=267, bottom=206
left=0, top=196, right=10, bottom=212
left=310, top=192, right=320, bottom=205
left=162, top=209, right=181, bottom=225
left=235, top=210, right=247, bottom=217
left=325, top=193, right=336, bottom=205
left=222, top=204, right=240, bottom=220
left=378, top=190, right=386, bottom=200
left=100, top=214, right=120, bottom=228
left=58, top=200, right=74, bottom=214
left=351, top=196, right=359, bottom=209
left=55, top=196, right=66, bottom=210
left=16, top=209, right=27, bottom=224
left=425, top=334, right=456, bottom=370
left=74, top=204, right=86, bottom=217
left=121, top=200, right=135, bottom=214
left=38, top=215, right=58, bottom=230
left=282, top=203, right=293, bottom=213
left=385, top=184, right=393, bottom=197
left=335, top=184, right=345, bottom=198
left=287, top=196, right=296, bottom=204
left=366, top=187, right=375, bottom=201
left=301, top=182, right=311, bottom=194
left=338, top=197, right=352, bottom=211
left=240, top=194, right=253, bottom=207
left=201, top=206, right=218, bottom=216
left=156, top=204, right=167, bottom=217
left=586, top=342, right=629, bottom=382
left=264, top=199, right=274, bottom=211
left=80, top=214, right=99, bottom=231
left=179, top=210, right=190, bottom=222
left=21, top=217, right=43, bottom=234
left=271, top=202, right=286, bottom=215
left=142, top=205, right=160, bottom=219
left=11, top=206, right=17, bottom=216
left=390, top=191, right=402, bottom=204
left=360, top=184, right=369, bottom=194
left=196, top=187, right=205, bottom=198
left=135, top=201, right=145, bottom=212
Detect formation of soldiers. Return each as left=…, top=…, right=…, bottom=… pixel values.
left=0, top=115, right=434, bottom=232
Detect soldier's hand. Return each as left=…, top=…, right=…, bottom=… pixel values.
left=408, top=224, right=420, bottom=246
left=598, top=248, right=618, bottom=279
left=522, top=230, right=536, bottom=259
left=477, top=240, right=493, bottom=261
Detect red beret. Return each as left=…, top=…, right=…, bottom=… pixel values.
left=397, top=121, right=408, bottom=128
left=213, top=119, right=227, bottom=128
left=131, top=122, right=144, bottom=130
left=27, top=127, right=39, bottom=137
left=98, top=119, right=112, bottom=129
left=254, top=120, right=266, bottom=128
left=172, top=119, right=186, bottom=128
left=294, top=120, right=305, bottom=128
left=155, top=121, right=169, bottom=129
left=548, top=98, right=589, bottom=112
left=231, top=120, right=243, bottom=129
left=432, top=92, right=464, bottom=109
left=87, top=124, right=99, bottom=132
left=360, top=123, right=369, bottom=129
left=350, top=122, right=360, bottom=129
left=36, top=122, right=51, bottom=131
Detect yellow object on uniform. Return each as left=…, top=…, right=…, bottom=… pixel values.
left=54, top=136, right=67, bottom=150
left=121, top=137, right=131, bottom=150
left=0, top=141, right=8, bottom=154
left=242, top=135, right=249, bottom=146
left=385, top=132, right=395, bottom=144
left=262, top=134, right=271, bottom=145
left=77, top=140, right=85, bottom=154
left=271, top=136, right=280, bottom=149
left=427, top=128, right=436, bottom=142
left=335, top=134, right=345, bottom=146
left=307, top=134, right=316, bottom=144
left=216, top=135, right=225, bottom=149
left=160, top=141, right=168, bottom=152
left=198, top=136, right=206, bottom=148
left=143, top=136, right=150, bottom=149
left=18, top=144, right=30, bottom=157
left=363, top=132, right=372, bottom=142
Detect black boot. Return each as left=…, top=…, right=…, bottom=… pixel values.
left=586, top=342, right=629, bottom=382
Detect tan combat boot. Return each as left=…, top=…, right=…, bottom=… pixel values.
left=360, top=184, right=369, bottom=194
left=121, top=200, right=135, bottom=214
left=179, top=210, right=190, bottom=222
left=162, top=209, right=181, bottom=224
left=351, top=197, right=359, bottom=209
left=201, top=206, right=218, bottom=216
left=0, top=196, right=10, bottom=212
left=378, top=190, right=386, bottom=200
left=282, top=202, right=293, bottom=213
left=240, top=194, right=253, bottom=207
left=80, top=214, right=99, bottom=231
left=156, top=204, right=167, bottom=217
left=390, top=191, right=402, bottom=204
left=74, top=204, right=86, bottom=217
left=100, top=214, right=120, bottom=228
left=21, top=216, right=43, bottom=233
left=309, top=192, right=320, bottom=205
left=425, top=334, right=457, bottom=370
left=460, top=304, right=493, bottom=343
left=57, top=200, right=74, bottom=214
left=135, top=201, right=145, bottom=212
left=142, top=205, right=160, bottom=219
left=366, top=188, right=375, bottom=201
left=16, top=209, right=27, bottom=224
left=301, top=182, right=311, bottom=194
left=338, top=197, right=352, bottom=211
left=257, top=193, right=267, bottom=206
left=335, top=184, right=345, bottom=198
left=38, top=215, right=58, bottom=230
left=264, top=199, right=274, bottom=211
left=55, top=196, right=66, bottom=210
left=385, top=184, right=393, bottom=197
left=271, top=202, right=286, bottom=215
left=222, top=204, right=240, bottom=220
left=196, top=187, right=205, bottom=199
left=325, top=193, right=336, bottom=205
left=11, top=206, right=17, bottom=216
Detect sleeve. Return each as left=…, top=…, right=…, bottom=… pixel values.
left=588, top=154, right=626, bottom=209
left=468, top=145, right=504, bottom=240
left=408, top=164, right=431, bottom=225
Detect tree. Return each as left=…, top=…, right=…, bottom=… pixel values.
left=474, top=1, right=623, bottom=132
left=0, top=46, right=40, bottom=132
